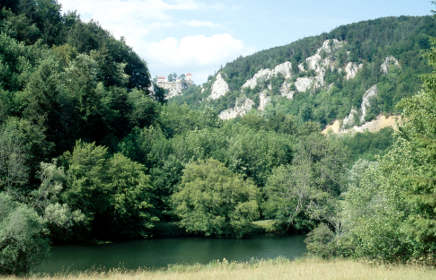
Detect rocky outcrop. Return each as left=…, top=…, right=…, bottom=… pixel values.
left=323, top=84, right=380, bottom=133
left=344, top=62, right=363, bottom=80
left=342, top=108, right=358, bottom=128
left=295, top=77, right=315, bottom=92
left=241, top=61, right=293, bottom=90
left=360, top=85, right=378, bottom=123
left=273, top=61, right=293, bottom=79
left=258, top=91, right=271, bottom=111
left=280, top=82, right=295, bottom=99
left=218, top=97, right=254, bottom=120
left=209, top=73, right=229, bottom=100
left=299, top=39, right=344, bottom=73
left=295, top=39, right=344, bottom=92
left=381, top=56, right=400, bottom=74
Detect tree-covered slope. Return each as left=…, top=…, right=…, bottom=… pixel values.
left=173, top=16, right=435, bottom=128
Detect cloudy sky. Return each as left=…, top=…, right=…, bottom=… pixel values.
left=58, top=0, right=432, bottom=84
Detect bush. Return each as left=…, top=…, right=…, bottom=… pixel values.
left=171, top=159, right=260, bottom=238
left=0, top=193, right=49, bottom=274
left=305, top=223, right=336, bottom=258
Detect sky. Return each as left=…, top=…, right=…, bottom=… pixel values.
left=57, top=0, right=433, bottom=84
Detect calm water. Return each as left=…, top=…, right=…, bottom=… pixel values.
left=35, top=236, right=306, bottom=273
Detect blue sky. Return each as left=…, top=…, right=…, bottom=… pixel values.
left=58, top=0, right=433, bottom=83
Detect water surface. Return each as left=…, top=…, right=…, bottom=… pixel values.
left=35, top=236, right=306, bottom=273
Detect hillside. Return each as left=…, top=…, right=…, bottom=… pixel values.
left=172, top=16, right=435, bottom=130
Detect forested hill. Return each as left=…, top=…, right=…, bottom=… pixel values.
left=173, top=16, right=435, bottom=129
left=0, top=0, right=166, bottom=154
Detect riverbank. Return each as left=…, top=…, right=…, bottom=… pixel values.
left=4, top=258, right=435, bottom=280
left=153, top=219, right=285, bottom=238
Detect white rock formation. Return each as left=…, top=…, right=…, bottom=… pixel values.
left=360, top=85, right=378, bottom=123
left=280, top=82, right=295, bottom=99
left=258, top=91, right=271, bottom=111
left=295, top=77, right=314, bottom=92
left=241, top=61, right=293, bottom=90
left=344, top=62, right=363, bottom=80
left=273, top=61, right=293, bottom=79
left=342, top=108, right=358, bottom=128
left=299, top=39, right=344, bottom=72
left=381, top=56, right=400, bottom=74
left=242, top=69, right=270, bottom=90
left=209, top=73, right=229, bottom=100
left=296, top=39, right=345, bottom=92
left=218, top=97, right=254, bottom=120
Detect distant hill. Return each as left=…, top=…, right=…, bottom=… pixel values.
left=171, top=16, right=435, bottom=131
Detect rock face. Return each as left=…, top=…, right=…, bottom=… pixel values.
left=295, top=39, right=345, bottom=92
left=295, top=77, right=314, bottom=92
left=218, top=97, right=254, bottom=120
left=209, top=73, right=229, bottom=100
left=360, top=85, right=378, bottom=123
left=323, top=84, right=383, bottom=134
left=344, top=62, right=363, bottom=80
left=342, top=108, right=358, bottom=128
left=241, top=61, right=293, bottom=90
left=381, top=56, right=400, bottom=74
left=280, top=82, right=295, bottom=99
left=258, top=91, right=271, bottom=111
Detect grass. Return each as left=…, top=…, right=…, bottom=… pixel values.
left=2, top=258, right=435, bottom=280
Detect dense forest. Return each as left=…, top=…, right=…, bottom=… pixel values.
left=0, top=0, right=434, bottom=275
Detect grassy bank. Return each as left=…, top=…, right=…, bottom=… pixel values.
left=2, top=258, right=435, bottom=280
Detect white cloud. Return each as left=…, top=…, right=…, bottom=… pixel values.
left=57, top=0, right=252, bottom=84
left=144, top=34, right=245, bottom=66
left=182, top=20, right=220, bottom=28
left=144, top=34, right=254, bottom=83
left=58, top=0, right=198, bottom=47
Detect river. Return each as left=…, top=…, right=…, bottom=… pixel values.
left=34, top=236, right=306, bottom=273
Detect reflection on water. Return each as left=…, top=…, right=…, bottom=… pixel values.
left=35, top=236, right=306, bottom=273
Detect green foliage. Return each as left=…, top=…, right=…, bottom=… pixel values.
left=30, top=161, right=86, bottom=242
left=0, top=192, right=49, bottom=274
left=340, top=128, right=394, bottom=162
left=0, top=0, right=433, bottom=268
left=334, top=41, right=436, bottom=263
left=62, top=141, right=158, bottom=239
left=0, top=118, right=49, bottom=193
left=225, top=125, right=294, bottom=186
left=305, top=223, right=336, bottom=258
left=264, top=134, right=348, bottom=231
left=171, top=159, right=260, bottom=238
left=158, top=103, right=221, bottom=138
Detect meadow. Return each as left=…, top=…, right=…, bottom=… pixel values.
left=2, top=258, right=435, bottom=280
